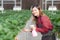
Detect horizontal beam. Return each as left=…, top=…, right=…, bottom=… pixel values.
left=0, top=2, right=21, bottom=4
left=46, top=0, right=60, bottom=1
left=43, top=1, right=60, bottom=4
left=0, top=0, right=15, bottom=1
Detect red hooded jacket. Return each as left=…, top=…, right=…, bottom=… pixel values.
left=35, top=15, right=53, bottom=34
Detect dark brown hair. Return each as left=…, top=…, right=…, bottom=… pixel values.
left=31, top=4, right=43, bottom=21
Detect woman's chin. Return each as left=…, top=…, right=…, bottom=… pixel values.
left=34, top=15, right=37, bottom=16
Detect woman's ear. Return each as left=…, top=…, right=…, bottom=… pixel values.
left=40, top=9, right=43, bottom=12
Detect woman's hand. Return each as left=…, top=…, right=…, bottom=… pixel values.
left=30, top=25, right=36, bottom=30
left=23, top=28, right=31, bottom=32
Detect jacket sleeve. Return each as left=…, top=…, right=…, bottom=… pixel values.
left=36, top=26, right=49, bottom=33
left=36, top=16, right=53, bottom=33
left=25, top=16, right=36, bottom=29
left=42, top=16, right=53, bottom=30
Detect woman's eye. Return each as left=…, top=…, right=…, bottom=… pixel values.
left=34, top=10, right=37, bottom=11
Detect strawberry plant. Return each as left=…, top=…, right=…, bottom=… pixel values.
left=0, top=10, right=60, bottom=40
left=44, top=10, right=60, bottom=33
left=0, top=10, right=31, bottom=40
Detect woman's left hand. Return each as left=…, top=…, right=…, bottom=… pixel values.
left=15, top=37, right=18, bottom=40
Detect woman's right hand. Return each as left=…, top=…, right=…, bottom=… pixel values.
left=30, top=25, right=36, bottom=30
left=23, top=28, right=31, bottom=32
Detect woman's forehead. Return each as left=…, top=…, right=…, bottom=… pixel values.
left=32, top=7, right=38, bottom=10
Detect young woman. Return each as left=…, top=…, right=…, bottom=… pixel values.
left=24, top=5, right=53, bottom=40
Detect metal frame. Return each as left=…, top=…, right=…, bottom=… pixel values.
left=14, top=0, right=16, bottom=7
left=0, top=0, right=22, bottom=12
left=1, top=0, right=3, bottom=13
left=45, top=0, right=54, bottom=10
left=13, top=0, right=22, bottom=10
left=14, top=0, right=22, bottom=7
left=20, top=0, right=22, bottom=9
left=41, top=0, right=54, bottom=10
left=43, top=0, right=60, bottom=10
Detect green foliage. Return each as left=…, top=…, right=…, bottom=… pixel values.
left=0, top=10, right=60, bottom=40
left=0, top=10, right=31, bottom=40
left=43, top=10, right=60, bottom=33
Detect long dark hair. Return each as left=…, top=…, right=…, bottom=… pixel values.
left=31, top=4, right=43, bottom=21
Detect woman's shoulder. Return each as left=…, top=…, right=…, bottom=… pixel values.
left=42, top=14, right=50, bottom=19
left=42, top=14, right=48, bottom=17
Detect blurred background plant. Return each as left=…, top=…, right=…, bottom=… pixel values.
left=0, top=10, right=60, bottom=40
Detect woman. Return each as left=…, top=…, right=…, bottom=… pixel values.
left=24, top=5, right=53, bottom=40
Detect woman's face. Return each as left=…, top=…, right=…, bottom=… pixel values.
left=32, top=7, right=40, bottom=17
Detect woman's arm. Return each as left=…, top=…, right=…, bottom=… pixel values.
left=42, top=16, right=53, bottom=30
left=36, top=15, right=53, bottom=33
left=23, top=16, right=36, bottom=32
